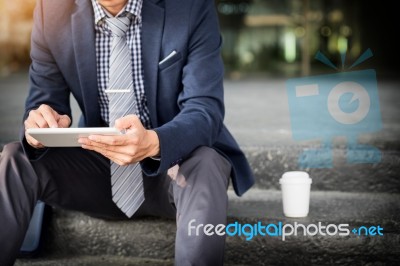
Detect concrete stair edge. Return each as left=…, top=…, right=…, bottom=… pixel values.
left=242, top=146, right=400, bottom=193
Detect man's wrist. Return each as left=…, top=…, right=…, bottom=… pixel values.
left=146, top=130, right=160, bottom=158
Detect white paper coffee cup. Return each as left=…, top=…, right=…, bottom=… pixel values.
left=279, top=171, right=312, bottom=217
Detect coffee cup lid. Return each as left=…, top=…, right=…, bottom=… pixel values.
left=279, top=171, right=312, bottom=184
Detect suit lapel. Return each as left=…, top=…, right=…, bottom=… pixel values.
left=71, top=0, right=101, bottom=126
left=142, top=0, right=165, bottom=127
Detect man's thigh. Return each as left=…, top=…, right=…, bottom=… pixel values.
left=32, top=146, right=176, bottom=220
left=31, top=146, right=229, bottom=220
left=31, top=147, right=126, bottom=218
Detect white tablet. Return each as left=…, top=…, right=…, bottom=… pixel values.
left=26, top=127, right=122, bottom=147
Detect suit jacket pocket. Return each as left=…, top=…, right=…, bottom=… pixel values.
left=158, top=51, right=182, bottom=71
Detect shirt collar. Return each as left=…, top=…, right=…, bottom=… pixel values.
left=91, top=0, right=143, bottom=25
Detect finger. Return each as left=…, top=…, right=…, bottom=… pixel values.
left=24, top=121, right=44, bottom=149
left=81, top=144, right=132, bottom=165
left=87, top=134, right=129, bottom=146
left=79, top=137, right=108, bottom=149
left=79, top=137, right=138, bottom=158
left=82, top=144, right=125, bottom=163
left=24, top=120, right=41, bottom=148
left=29, top=110, right=50, bottom=128
left=24, top=119, right=37, bottom=130
left=81, top=138, right=123, bottom=152
left=57, top=114, right=71, bottom=128
left=115, top=115, right=140, bottom=131
left=25, top=133, right=44, bottom=149
left=38, top=105, right=59, bottom=128
left=103, top=152, right=128, bottom=166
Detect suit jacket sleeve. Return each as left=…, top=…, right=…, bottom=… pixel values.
left=141, top=0, right=225, bottom=175
left=20, top=0, right=72, bottom=159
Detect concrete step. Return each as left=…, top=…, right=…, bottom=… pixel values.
left=243, top=146, right=400, bottom=193
left=15, top=189, right=400, bottom=265
left=15, top=256, right=173, bottom=266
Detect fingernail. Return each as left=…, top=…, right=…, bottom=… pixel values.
left=88, top=135, right=95, bottom=140
left=78, top=139, right=84, bottom=144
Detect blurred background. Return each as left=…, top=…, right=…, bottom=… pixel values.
left=217, top=0, right=399, bottom=78
left=0, top=0, right=35, bottom=77
left=0, top=0, right=399, bottom=78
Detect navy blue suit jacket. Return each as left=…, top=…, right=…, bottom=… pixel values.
left=22, top=0, right=254, bottom=196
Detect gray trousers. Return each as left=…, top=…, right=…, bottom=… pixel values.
left=0, top=142, right=231, bottom=266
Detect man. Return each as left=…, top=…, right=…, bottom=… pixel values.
left=0, top=0, right=254, bottom=265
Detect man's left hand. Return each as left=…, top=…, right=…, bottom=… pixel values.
left=79, top=115, right=160, bottom=165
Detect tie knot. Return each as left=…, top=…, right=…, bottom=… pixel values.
left=106, top=16, right=131, bottom=37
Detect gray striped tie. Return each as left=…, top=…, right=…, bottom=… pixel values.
left=106, top=16, right=144, bottom=218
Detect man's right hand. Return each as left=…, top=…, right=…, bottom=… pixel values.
left=24, top=104, right=71, bottom=149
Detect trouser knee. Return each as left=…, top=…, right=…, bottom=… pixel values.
left=183, top=146, right=231, bottom=189
left=1, top=142, right=24, bottom=161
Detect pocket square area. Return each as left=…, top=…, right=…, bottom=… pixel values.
left=159, top=50, right=177, bottom=65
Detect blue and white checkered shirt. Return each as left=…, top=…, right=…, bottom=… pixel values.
left=91, top=0, right=151, bottom=128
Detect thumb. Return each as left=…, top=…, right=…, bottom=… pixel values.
left=57, top=115, right=71, bottom=128
left=114, top=115, right=139, bottom=131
